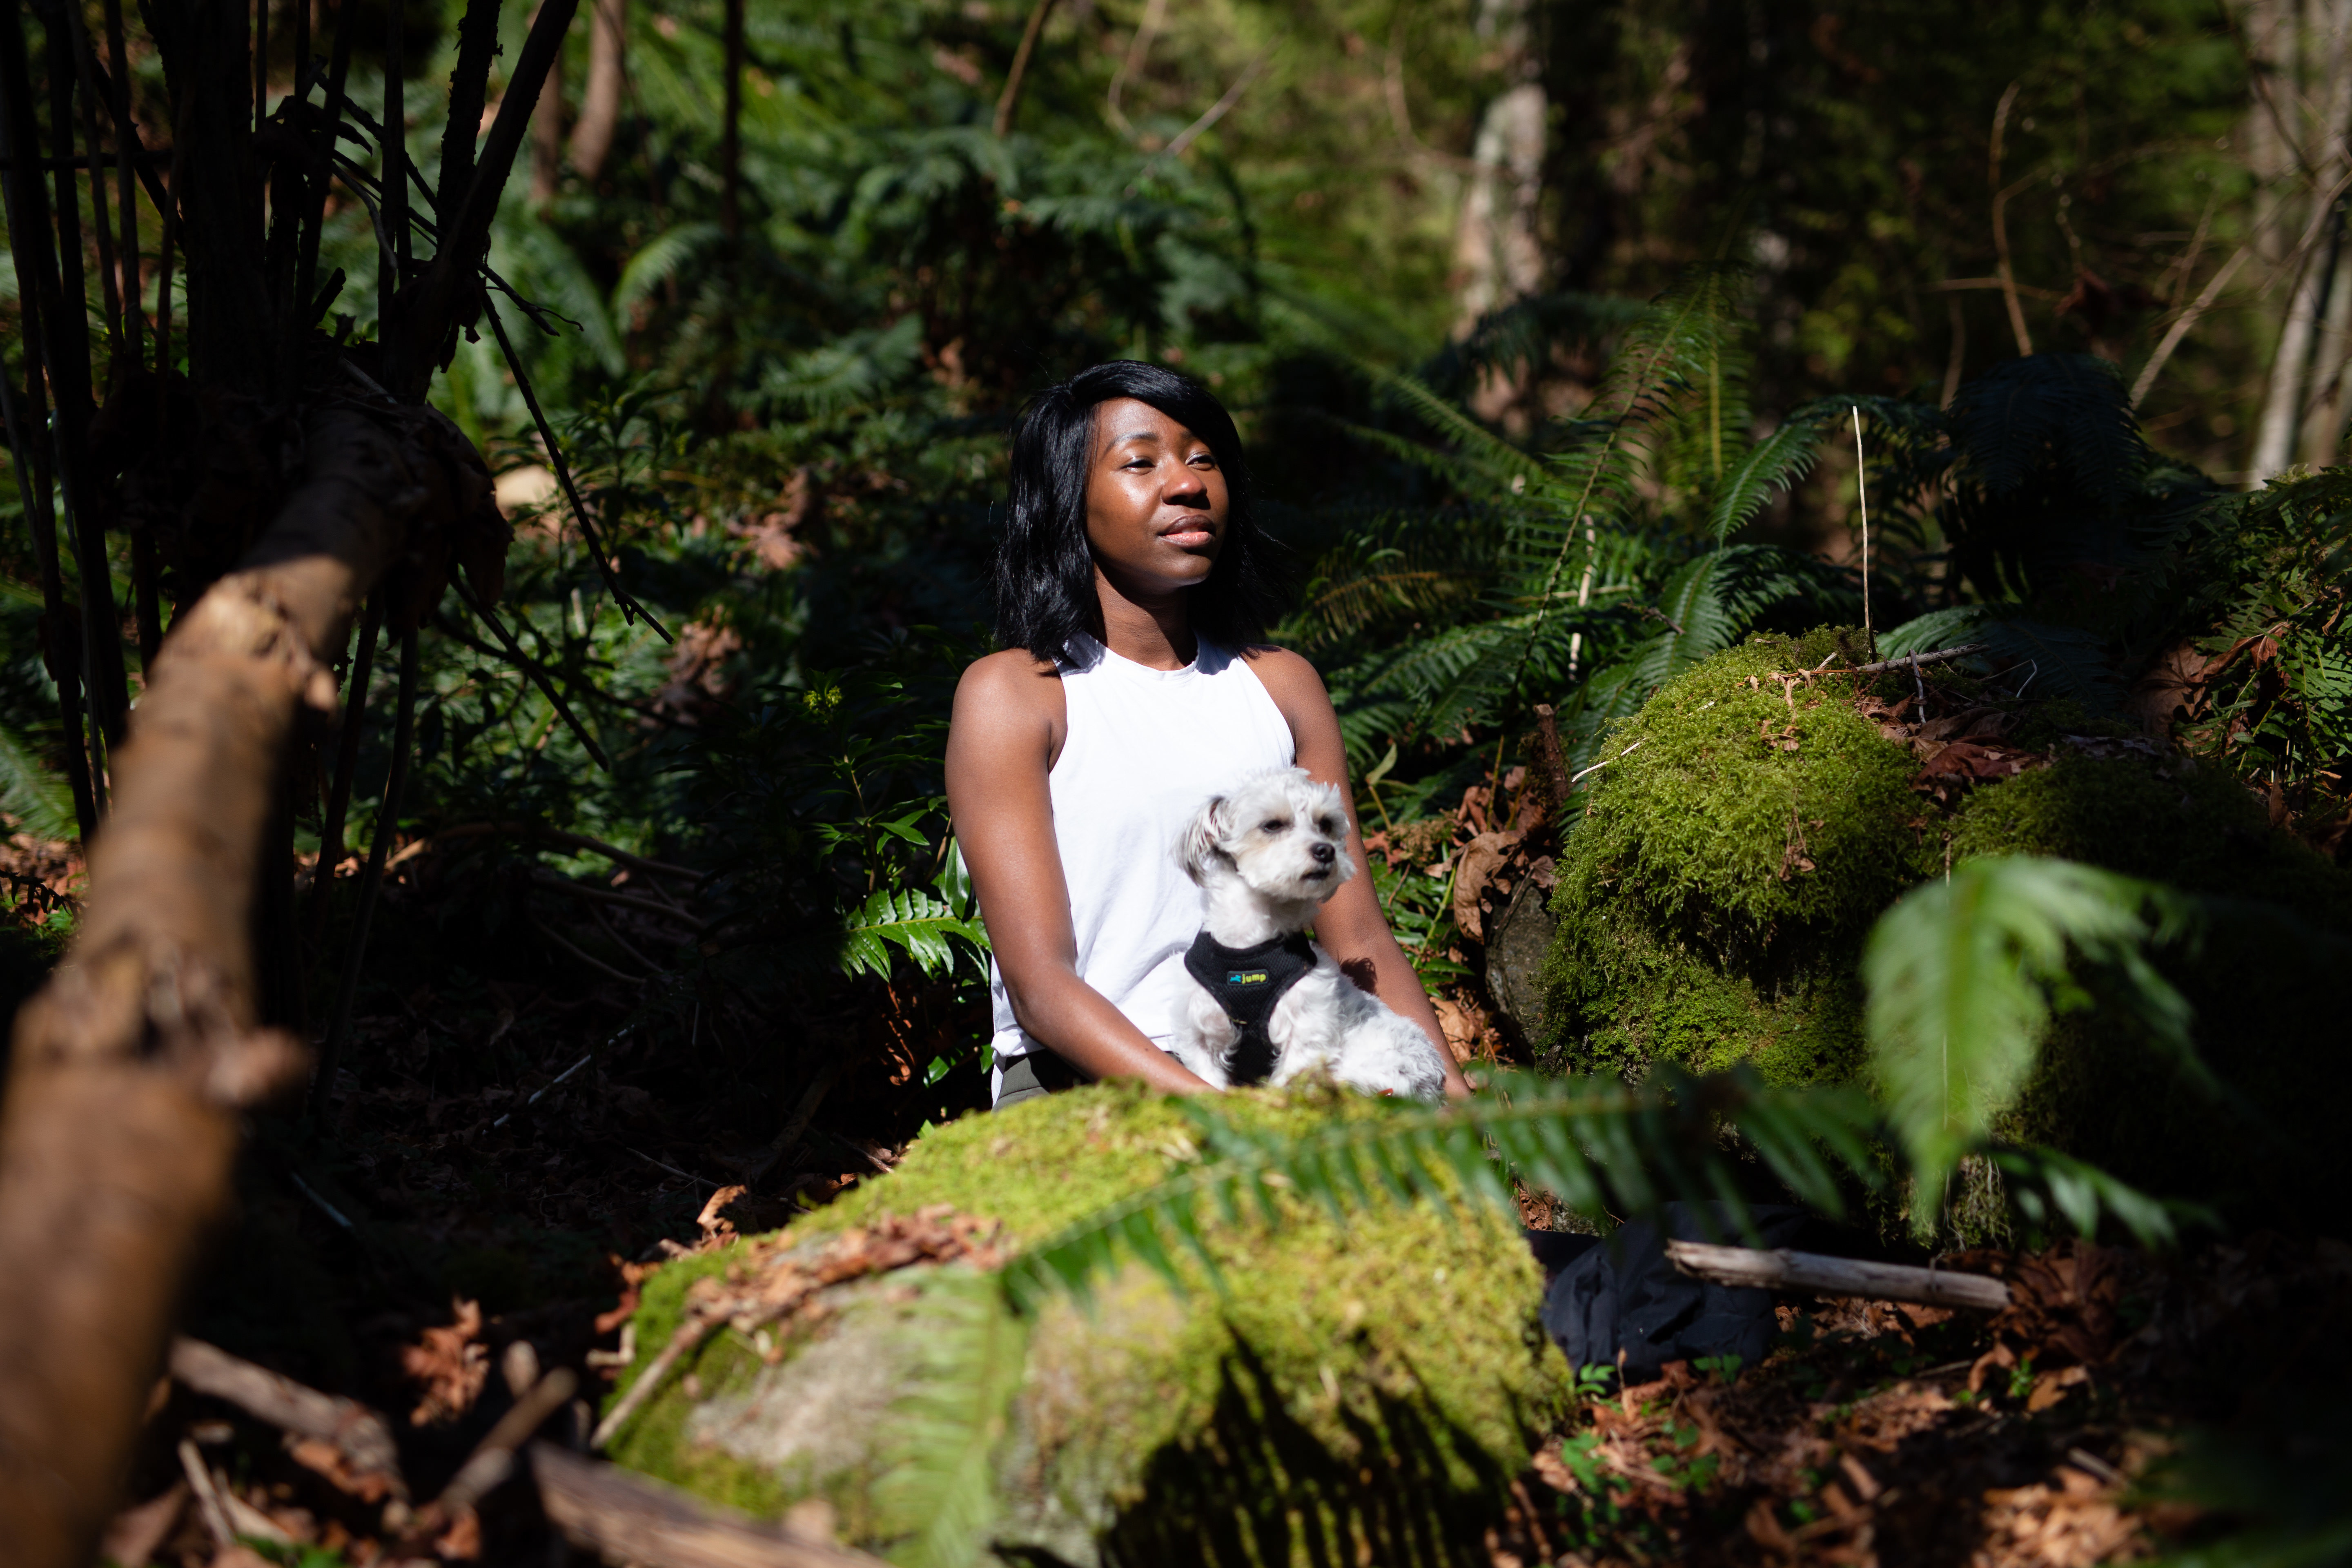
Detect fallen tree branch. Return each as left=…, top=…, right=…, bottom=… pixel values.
left=393, top=1367, right=578, bottom=1550
left=532, top=1443, right=887, bottom=1568
left=1664, top=1240, right=2012, bottom=1311
left=419, top=820, right=703, bottom=884
left=1845, top=643, right=1990, bottom=677
left=169, top=1337, right=406, bottom=1498
left=0, top=399, right=484, bottom=1567
left=532, top=908, right=652, bottom=985
left=531, top=870, right=709, bottom=929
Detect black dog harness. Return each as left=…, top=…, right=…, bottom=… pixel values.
left=1183, top=930, right=1318, bottom=1085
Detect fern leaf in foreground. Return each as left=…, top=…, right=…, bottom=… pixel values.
left=999, top=1069, right=1879, bottom=1313
left=873, top=1270, right=1029, bottom=1568
left=1864, top=856, right=2198, bottom=1234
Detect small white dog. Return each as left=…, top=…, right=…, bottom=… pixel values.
left=1168, top=767, right=1452, bottom=1100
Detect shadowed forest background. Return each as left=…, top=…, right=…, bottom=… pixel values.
left=4, top=0, right=2352, bottom=1562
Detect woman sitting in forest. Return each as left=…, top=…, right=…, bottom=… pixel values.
left=945, top=361, right=1468, bottom=1107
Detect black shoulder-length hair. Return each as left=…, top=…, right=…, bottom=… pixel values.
left=993, top=361, right=1283, bottom=663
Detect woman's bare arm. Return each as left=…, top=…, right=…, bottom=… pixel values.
left=944, top=651, right=1211, bottom=1094
left=1245, top=649, right=1473, bottom=1098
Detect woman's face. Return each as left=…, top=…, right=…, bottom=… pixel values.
left=1083, top=397, right=1229, bottom=599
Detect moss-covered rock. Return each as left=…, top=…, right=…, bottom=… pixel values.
left=605, top=1082, right=1566, bottom=1566
left=1544, top=628, right=1933, bottom=1085
left=1539, top=629, right=2352, bottom=1227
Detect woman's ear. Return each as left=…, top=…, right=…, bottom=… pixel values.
left=1179, top=794, right=1230, bottom=884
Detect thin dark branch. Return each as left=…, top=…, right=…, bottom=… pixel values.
left=379, top=0, right=408, bottom=388
left=479, top=293, right=671, bottom=639
left=429, top=611, right=655, bottom=718
left=297, top=0, right=360, bottom=314
left=448, top=577, right=616, bottom=770
left=394, top=0, right=579, bottom=399
left=530, top=871, right=707, bottom=930
left=59, top=53, right=172, bottom=211
left=992, top=0, right=1057, bottom=138
left=531, top=909, right=648, bottom=984
left=307, top=595, right=386, bottom=949
left=438, top=0, right=504, bottom=222
left=312, top=626, right=422, bottom=1118
left=591, top=901, right=670, bottom=976
left=483, top=264, right=581, bottom=335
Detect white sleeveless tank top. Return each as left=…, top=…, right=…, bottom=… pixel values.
left=986, top=634, right=1296, bottom=1095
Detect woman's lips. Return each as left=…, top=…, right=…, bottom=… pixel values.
left=1160, top=526, right=1214, bottom=548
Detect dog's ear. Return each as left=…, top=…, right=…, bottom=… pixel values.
left=1179, top=794, right=1232, bottom=884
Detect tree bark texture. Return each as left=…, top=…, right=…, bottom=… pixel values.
left=1663, top=1241, right=2012, bottom=1311
left=569, top=0, right=626, bottom=179
left=1449, top=0, right=1544, bottom=340
left=2245, top=0, right=2352, bottom=484
left=0, top=401, right=491, bottom=1568
left=530, top=2, right=567, bottom=203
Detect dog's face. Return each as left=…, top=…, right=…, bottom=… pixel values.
left=1181, top=768, right=1356, bottom=904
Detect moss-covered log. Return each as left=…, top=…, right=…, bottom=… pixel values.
left=1539, top=628, right=2352, bottom=1229
left=603, top=1083, right=1566, bottom=1567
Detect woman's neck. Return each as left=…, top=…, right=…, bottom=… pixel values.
left=1094, top=565, right=1197, bottom=670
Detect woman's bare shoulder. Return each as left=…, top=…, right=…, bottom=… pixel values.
left=1236, top=644, right=1329, bottom=699
left=958, top=647, right=1063, bottom=699
left=952, top=649, right=1066, bottom=742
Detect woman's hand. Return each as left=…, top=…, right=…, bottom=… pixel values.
left=945, top=650, right=1215, bottom=1095
left=1243, top=650, right=1475, bottom=1100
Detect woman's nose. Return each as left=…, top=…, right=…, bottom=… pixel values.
left=1163, top=461, right=1206, bottom=498
left=1311, top=842, right=1336, bottom=865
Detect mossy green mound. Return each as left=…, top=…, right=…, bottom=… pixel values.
left=1544, top=628, right=1933, bottom=1086
left=1540, top=629, right=2352, bottom=1227
left=606, top=1082, right=1566, bottom=1566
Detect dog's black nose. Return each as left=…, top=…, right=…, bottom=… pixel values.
left=1311, top=842, right=1336, bottom=865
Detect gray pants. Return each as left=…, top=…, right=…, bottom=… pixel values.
left=994, top=1047, right=1185, bottom=1108
left=994, top=1050, right=1088, bottom=1108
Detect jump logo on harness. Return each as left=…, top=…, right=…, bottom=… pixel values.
left=1226, top=970, right=1270, bottom=985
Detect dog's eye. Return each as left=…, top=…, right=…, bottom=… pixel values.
left=1261, top=819, right=1288, bottom=833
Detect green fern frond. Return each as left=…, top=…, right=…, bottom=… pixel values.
left=1875, top=607, right=2124, bottom=711
left=1863, top=856, right=2199, bottom=1236
left=0, top=721, right=77, bottom=842
left=1708, top=400, right=1843, bottom=542
left=1949, top=353, right=2152, bottom=508
left=1360, top=365, right=1553, bottom=491
left=1506, top=262, right=1751, bottom=693
left=998, top=1068, right=1880, bottom=1314
left=873, top=1269, right=1029, bottom=1568
left=840, top=885, right=988, bottom=981
left=1304, top=409, right=1547, bottom=497
left=1989, top=1146, right=2212, bottom=1250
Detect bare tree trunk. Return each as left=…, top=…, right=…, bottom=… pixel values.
left=530, top=1, right=566, bottom=203
left=0, top=403, right=483, bottom=1568
left=1450, top=0, right=1544, bottom=344
left=719, top=0, right=744, bottom=238
left=2247, top=0, right=2352, bottom=484
left=568, top=0, right=625, bottom=180
left=993, top=0, right=1057, bottom=139
left=2299, top=224, right=2352, bottom=464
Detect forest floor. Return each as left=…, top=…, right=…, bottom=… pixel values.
left=2, top=828, right=2344, bottom=1568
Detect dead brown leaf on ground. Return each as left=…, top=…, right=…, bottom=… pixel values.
left=401, top=1299, right=489, bottom=1426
